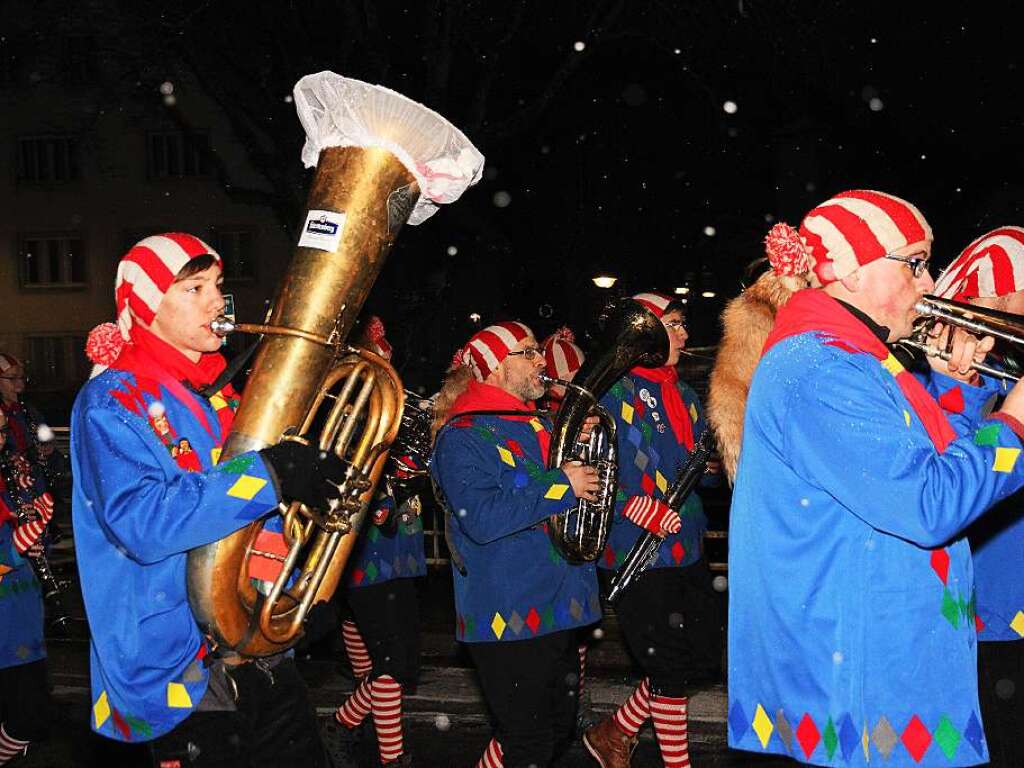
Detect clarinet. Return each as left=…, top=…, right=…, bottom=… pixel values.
left=607, top=430, right=714, bottom=604
left=0, top=446, right=70, bottom=632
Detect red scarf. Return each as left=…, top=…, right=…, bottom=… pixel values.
left=110, top=325, right=234, bottom=441
left=764, top=288, right=956, bottom=452
left=449, top=380, right=550, bottom=462
left=630, top=365, right=695, bottom=451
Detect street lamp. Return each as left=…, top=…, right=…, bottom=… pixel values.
left=674, top=286, right=690, bottom=295
left=592, top=275, right=617, bottom=289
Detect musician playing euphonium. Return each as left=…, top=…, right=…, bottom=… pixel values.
left=725, top=191, right=1024, bottom=767
left=583, top=292, right=721, bottom=768
left=927, top=229, right=1024, bottom=768
left=0, top=403, right=53, bottom=765
left=430, top=321, right=600, bottom=768
left=72, top=234, right=347, bottom=766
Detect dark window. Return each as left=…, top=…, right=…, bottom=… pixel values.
left=147, top=132, right=211, bottom=178
left=208, top=228, right=255, bottom=280
left=0, top=35, right=25, bottom=86
left=17, top=136, right=81, bottom=183
left=25, top=335, right=89, bottom=390
left=19, top=234, right=86, bottom=288
left=62, top=36, right=96, bottom=85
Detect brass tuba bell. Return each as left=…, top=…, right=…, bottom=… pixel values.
left=544, top=298, right=669, bottom=563
left=186, top=73, right=483, bottom=657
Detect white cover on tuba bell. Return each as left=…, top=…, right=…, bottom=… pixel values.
left=293, top=71, right=485, bottom=225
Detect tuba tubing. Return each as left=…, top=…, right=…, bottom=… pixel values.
left=545, top=298, right=670, bottom=563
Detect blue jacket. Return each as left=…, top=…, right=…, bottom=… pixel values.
left=597, top=371, right=710, bottom=571
left=346, top=489, right=426, bottom=588
left=728, top=331, right=1024, bottom=767
left=431, top=411, right=600, bottom=643
left=0, top=493, right=45, bottom=671
left=71, top=369, right=280, bottom=742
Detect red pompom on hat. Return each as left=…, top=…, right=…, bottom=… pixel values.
left=364, top=315, right=393, bottom=360
left=85, top=323, right=125, bottom=366
left=764, top=223, right=811, bottom=276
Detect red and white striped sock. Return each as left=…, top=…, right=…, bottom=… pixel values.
left=371, top=674, right=404, bottom=764
left=651, top=694, right=689, bottom=768
left=342, top=619, right=372, bottom=679
left=0, top=724, right=29, bottom=766
left=476, top=737, right=503, bottom=768
left=335, top=677, right=372, bottom=728
left=577, top=643, right=588, bottom=697
left=612, top=677, right=651, bottom=737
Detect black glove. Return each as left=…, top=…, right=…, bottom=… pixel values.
left=259, top=441, right=348, bottom=510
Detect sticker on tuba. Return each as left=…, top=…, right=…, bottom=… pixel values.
left=298, top=209, right=347, bottom=251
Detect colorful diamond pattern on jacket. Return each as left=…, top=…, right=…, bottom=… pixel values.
left=736, top=706, right=984, bottom=763
left=992, top=446, right=1021, bottom=473
left=937, top=386, right=965, bottom=414
left=930, top=548, right=950, bottom=584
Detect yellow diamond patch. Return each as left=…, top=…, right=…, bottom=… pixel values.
left=752, top=704, right=774, bottom=749
left=491, top=612, right=507, bottom=639
left=545, top=483, right=570, bottom=500
left=227, top=474, right=267, bottom=500
left=167, top=682, right=192, bottom=708
left=881, top=352, right=905, bottom=377
left=903, top=410, right=911, bottom=427
left=621, top=401, right=634, bottom=424
left=497, top=446, right=516, bottom=467
left=1010, top=610, right=1024, bottom=637
left=530, top=418, right=544, bottom=432
left=210, top=447, right=223, bottom=465
left=993, top=447, right=1021, bottom=474
left=689, top=403, right=698, bottom=424
left=93, top=691, right=111, bottom=729
left=209, top=393, right=228, bottom=410
left=655, top=471, right=668, bottom=493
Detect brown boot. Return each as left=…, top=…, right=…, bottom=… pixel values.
left=583, top=716, right=636, bottom=768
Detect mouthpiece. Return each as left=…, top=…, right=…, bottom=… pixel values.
left=210, top=316, right=236, bottom=336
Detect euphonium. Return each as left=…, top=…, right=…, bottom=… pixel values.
left=903, top=295, right=1024, bottom=381
left=544, top=298, right=670, bottom=563
left=186, top=73, right=483, bottom=657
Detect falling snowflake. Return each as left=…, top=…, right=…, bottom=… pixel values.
left=148, top=401, right=166, bottom=418
left=493, top=191, right=512, bottom=208
left=712, top=575, right=728, bottom=592
left=869, top=97, right=884, bottom=112
left=283, top=94, right=294, bottom=103
left=159, top=81, right=174, bottom=95
left=434, top=714, right=451, bottom=731
left=446, top=245, right=458, bottom=256
left=723, top=100, right=738, bottom=114
left=703, top=226, right=716, bottom=237
left=592, top=627, right=605, bottom=640
left=163, top=94, right=177, bottom=107
left=37, top=424, right=55, bottom=442
left=833, top=651, right=844, bottom=664
left=573, top=41, right=586, bottom=52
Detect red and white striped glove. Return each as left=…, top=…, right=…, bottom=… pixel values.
left=622, top=495, right=681, bottom=535
left=12, top=493, right=54, bottom=555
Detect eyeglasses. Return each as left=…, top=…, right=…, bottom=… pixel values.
left=506, top=347, right=543, bottom=360
left=0, top=375, right=24, bottom=381
left=663, top=319, right=687, bottom=331
left=884, top=253, right=931, bottom=279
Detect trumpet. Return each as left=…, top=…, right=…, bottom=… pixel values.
left=902, top=295, right=1024, bottom=382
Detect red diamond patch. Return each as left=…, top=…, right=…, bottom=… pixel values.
left=901, top=715, right=932, bottom=763
left=641, top=474, right=655, bottom=495
left=603, top=545, right=616, bottom=568
left=795, top=713, right=820, bottom=759
left=937, top=387, right=965, bottom=414
left=975, top=614, right=985, bottom=633
left=506, top=438, right=524, bottom=456
left=671, top=541, right=685, bottom=564
left=930, top=549, right=950, bottom=585
left=634, top=398, right=646, bottom=417
left=351, top=568, right=365, bottom=586
left=525, top=607, right=541, bottom=634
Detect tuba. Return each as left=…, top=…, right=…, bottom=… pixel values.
left=544, top=298, right=669, bottom=562
left=186, top=73, right=483, bottom=657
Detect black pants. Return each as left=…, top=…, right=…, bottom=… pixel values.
left=148, top=655, right=327, bottom=768
left=347, top=577, right=420, bottom=689
left=612, top=562, right=723, bottom=697
left=978, top=640, right=1024, bottom=768
left=0, top=659, right=50, bottom=742
left=467, top=630, right=579, bottom=768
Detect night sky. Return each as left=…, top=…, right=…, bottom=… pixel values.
left=12, top=0, right=1024, bottom=391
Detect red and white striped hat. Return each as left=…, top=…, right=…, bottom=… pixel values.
left=934, top=227, right=1024, bottom=302
left=457, top=321, right=533, bottom=381
left=115, top=233, right=222, bottom=339
left=542, top=327, right=585, bottom=382
left=632, top=292, right=678, bottom=319
left=799, top=190, right=932, bottom=285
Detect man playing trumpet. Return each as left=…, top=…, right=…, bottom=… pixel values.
left=725, top=191, right=1024, bottom=767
